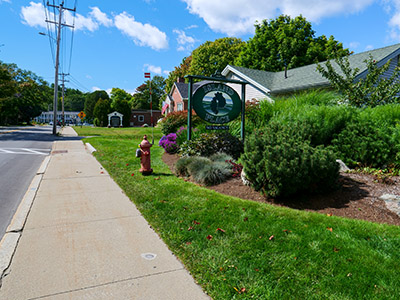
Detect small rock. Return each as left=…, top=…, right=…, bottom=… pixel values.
left=336, top=159, right=350, bottom=172
left=379, top=194, right=400, bottom=217
left=241, top=169, right=251, bottom=186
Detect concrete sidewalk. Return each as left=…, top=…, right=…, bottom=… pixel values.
left=0, top=127, right=209, bottom=300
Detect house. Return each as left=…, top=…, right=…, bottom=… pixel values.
left=35, top=111, right=81, bottom=124
left=130, top=110, right=162, bottom=127
left=164, top=79, right=211, bottom=114
left=222, top=43, right=400, bottom=101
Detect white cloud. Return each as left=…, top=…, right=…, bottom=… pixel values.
left=365, top=45, right=374, bottom=50
left=144, top=64, right=163, bottom=75
left=92, top=86, right=101, bottom=91
left=90, top=7, right=113, bottom=27
left=21, top=2, right=47, bottom=28
left=385, top=1, right=400, bottom=41
left=182, top=0, right=375, bottom=35
left=0, top=0, right=11, bottom=4
left=68, top=11, right=99, bottom=31
left=114, top=12, right=168, bottom=50
left=173, top=29, right=196, bottom=51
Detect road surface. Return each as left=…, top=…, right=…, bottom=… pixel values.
left=0, top=126, right=54, bottom=240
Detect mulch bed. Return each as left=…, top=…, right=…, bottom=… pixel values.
left=162, top=153, right=400, bottom=226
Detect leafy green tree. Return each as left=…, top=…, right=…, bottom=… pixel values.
left=93, top=98, right=112, bottom=127
left=64, top=88, right=87, bottom=111
left=84, top=90, right=109, bottom=122
left=189, top=37, right=245, bottom=77
left=111, top=98, right=131, bottom=127
left=132, top=75, right=166, bottom=110
left=166, top=56, right=192, bottom=93
left=0, top=61, right=52, bottom=125
left=110, top=88, right=133, bottom=106
left=317, top=55, right=400, bottom=107
left=236, top=15, right=349, bottom=73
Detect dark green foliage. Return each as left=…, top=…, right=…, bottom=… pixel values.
left=236, top=15, right=349, bottom=72
left=159, top=111, right=202, bottom=135
left=180, top=131, right=243, bottom=159
left=332, top=119, right=394, bottom=168
left=93, top=98, right=112, bottom=127
left=85, top=90, right=109, bottom=122
left=132, top=75, right=166, bottom=110
left=242, top=121, right=339, bottom=198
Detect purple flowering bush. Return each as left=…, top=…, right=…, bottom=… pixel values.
left=159, top=133, right=178, bottom=153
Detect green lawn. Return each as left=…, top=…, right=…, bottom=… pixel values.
left=75, top=126, right=400, bottom=300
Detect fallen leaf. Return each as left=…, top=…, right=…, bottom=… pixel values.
left=154, top=177, right=160, bottom=180
left=347, top=273, right=352, bottom=277
left=206, top=235, right=213, bottom=240
left=327, top=227, right=333, bottom=232
left=333, top=247, right=340, bottom=252
left=188, top=226, right=193, bottom=231
left=269, top=235, right=275, bottom=240
left=186, top=242, right=192, bottom=245
left=126, top=163, right=129, bottom=166
left=193, top=220, right=200, bottom=225
left=240, top=288, right=246, bottom=294
left=100, top=171, right=104, bottom=174
left=216, top=228, right=226, bottom=233
left=243, top=217, right=248, bottom=222
left=131, top=173, right=134, bottom=176
left=326, top=213, right=332, bottom=217
left=255, top=268, right=259, bottom=272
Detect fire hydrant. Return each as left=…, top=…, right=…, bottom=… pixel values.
left=139, top=135, right=153, bottom=175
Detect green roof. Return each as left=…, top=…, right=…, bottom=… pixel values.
left=225, top=43, right=400, bottom=95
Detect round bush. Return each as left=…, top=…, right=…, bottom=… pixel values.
left=331, top=119, right=394, bottom=168
left=159, top=133, right=178, bottom=153
left=242, top=121, right=339, bottom=198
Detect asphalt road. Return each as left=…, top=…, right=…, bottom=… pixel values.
left=0, top=126, right=55, bottom=240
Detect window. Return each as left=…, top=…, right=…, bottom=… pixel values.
left=138, top=115, right=144, bottom=122
left=177, top=103, right=183, bottom=111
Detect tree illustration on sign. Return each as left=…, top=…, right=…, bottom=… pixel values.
left=210, top=92, right=226, bottom=115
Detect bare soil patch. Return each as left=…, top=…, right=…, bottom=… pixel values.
left=162, top=153, right=400, bottom=226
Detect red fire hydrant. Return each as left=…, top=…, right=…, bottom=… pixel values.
left=139, top=135, right=153, bottom=175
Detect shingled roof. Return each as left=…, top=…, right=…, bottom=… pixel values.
left=223, top=43, right=400, bottom=95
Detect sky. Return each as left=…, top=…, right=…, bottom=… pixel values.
left=1, top=0, right=400, bottom=95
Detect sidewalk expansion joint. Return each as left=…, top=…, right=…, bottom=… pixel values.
left=24, top=215, right=140, bottom=231
left=26, top=268, right=185, bottom=300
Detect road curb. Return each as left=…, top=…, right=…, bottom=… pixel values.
left=0, top=153, right=52, bottom=281
left=85, top=142, right=96, bottom=153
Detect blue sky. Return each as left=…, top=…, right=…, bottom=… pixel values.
left=1, top=0, right=400, bottom=95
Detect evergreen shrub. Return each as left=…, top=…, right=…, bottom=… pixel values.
left=242, top=121, right=339, bottom=198
left=331, top=119, right=394, bottom=168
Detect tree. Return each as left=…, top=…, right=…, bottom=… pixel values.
left=93, top=98, right=112, bottom=127
left=0, top=61, right=52, bottom=125
left=189, top=37, right=245, bottom=77
left=110, top=88, right=133, bottom=106
left=236, top=15, right=349, bottom=73
left=317, top=55, right=400, bottom=107
left=132, top=75, right=166, bottom=110
left=64, top=88, right=87, bottom=111
left=84, top=90, right=109, bottom=122
left=166, top=56, right=192, bottom=93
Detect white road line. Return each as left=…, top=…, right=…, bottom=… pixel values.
left=0, top=148, right=51, bottom=155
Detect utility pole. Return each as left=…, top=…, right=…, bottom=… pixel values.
left=60, top=73, right=69, bottom=126
left=45, top=1, right=75, bottom=135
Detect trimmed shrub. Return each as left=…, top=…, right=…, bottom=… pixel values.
left=242, top=121, right=339, bottom=198
left=331, top=119, right=394, bottom=168
left=180, top=131, right=243, bottom=159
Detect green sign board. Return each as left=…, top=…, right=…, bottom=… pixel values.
left=192, top=83, right=241, bottom=124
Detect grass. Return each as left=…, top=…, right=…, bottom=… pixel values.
left=75, top=126, right=400, bottom=300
